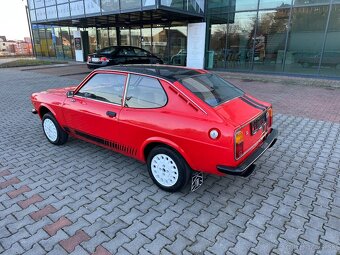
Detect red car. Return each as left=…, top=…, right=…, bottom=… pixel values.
left=31, top=65, right=277, bottom=192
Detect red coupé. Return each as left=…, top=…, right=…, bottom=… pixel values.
left=31, top=65, right=277, bottom=192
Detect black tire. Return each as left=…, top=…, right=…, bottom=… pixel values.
left=147, top=146, right=191, bottom=192
left=42, top=113, right=68, bottom=145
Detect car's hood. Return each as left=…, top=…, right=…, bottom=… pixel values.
left=42, top=86, right=77, bottom=96
left=214, top=95, right=267, bottom=127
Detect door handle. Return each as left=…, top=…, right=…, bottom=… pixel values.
left=106, top=111, right=117, bottom=118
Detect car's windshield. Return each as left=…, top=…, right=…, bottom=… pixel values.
left=97, top=46, right=117, bottom=54
left=179, top=74, right=244, bottom=107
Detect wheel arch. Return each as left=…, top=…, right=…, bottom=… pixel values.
left=38, top=104, right=57, bottom=120
left=141, top=138, right=194, bottom=170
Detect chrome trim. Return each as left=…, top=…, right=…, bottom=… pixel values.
left=237, top=109, right=267, bottom=131
left=236, top=130, right=269, bottom=161
left=237, top=130, right=277, bottom=171
left=122, top=74, right=131, bottom=107
left=73, top=95, right=122, bottom=107
left=234, top=108, right=270, bottom=161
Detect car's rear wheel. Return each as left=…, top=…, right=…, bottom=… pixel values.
left=147, top=146, right=191, bottom=192
left=42, top=113, right=68, bottom=145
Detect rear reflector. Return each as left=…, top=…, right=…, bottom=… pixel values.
left=236, top=142, right=244, bottom=159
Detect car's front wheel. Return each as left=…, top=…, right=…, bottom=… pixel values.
left=42, top=113, right=68, bottom=145
left=147, top=146, right=191, bottom=192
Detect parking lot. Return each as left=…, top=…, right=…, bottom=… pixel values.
left=0, top=65, right=339, bottom=254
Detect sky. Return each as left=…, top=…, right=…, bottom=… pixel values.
left=0, top=0, right=29, bottom=40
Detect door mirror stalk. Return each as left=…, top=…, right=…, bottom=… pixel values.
left=66, top=91, right=74, bottom=98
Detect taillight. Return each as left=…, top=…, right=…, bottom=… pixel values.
left=100, top=57, right=109, bottom=62
left=235, top=130, right=244, bottom=159
left=87, top=56, right=91, bottom=62
left=267, top=107, right=273, bottom=127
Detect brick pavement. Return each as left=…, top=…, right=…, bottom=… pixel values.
left=0, top=68, right=339, bottom=254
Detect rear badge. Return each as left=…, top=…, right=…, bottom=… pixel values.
left=191, top=172, right=204, bottom=192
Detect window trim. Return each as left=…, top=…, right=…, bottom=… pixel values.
left=123, top=73, right=169, bottom=109
left=74, top=71, right=128, bottom=106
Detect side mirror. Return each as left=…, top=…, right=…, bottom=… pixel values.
left=66, top=91, right=74, bottom=98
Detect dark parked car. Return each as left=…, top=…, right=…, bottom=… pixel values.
left=296, top=52, right=340, bottom=68
left=87, top=46, right=163, bottom=69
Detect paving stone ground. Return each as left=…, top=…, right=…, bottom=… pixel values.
left=0, top=67, right=339, bottom=254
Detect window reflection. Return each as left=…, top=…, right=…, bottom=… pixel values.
left=54, top=27, right=64, bottom=59
left=259, top=0, right=292, bottom=9
left=97, top=28, right=110, bottom=49
left=46, top=27, right=56, bottom=57
left=141, top=27, right=152, bottom=52
left=120, top=29, right=130, bottom=46
left=120, top=0, right=141, bottom=10
left=284, top=6, right=329, bottom=74
left=152, top=27, right=169, bottom=63
left=39, top=28, right=49, bottom=57
left=87, top=27, right=97, bottom=53
left=293, top=0, right=330, bottom=6
left=320, top=4, right=340, bottom=76
left=226, top=12, right=257, bottom=70
left=109, top=28, right=117, bottom=45
left=169, top=26, right=187, bottom=66
left=130, top=28, right=141, bottom=47
left=61, top=27, right=73, bottom=59
left=253, top=10, right=289, bottom=72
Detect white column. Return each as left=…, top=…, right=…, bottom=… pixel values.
left=73, top=30, right=84, bottom=62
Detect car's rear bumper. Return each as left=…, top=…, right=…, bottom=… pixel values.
left=217, top=129, right=278, bottom=177
left=87, top=62, right=109, bottom=69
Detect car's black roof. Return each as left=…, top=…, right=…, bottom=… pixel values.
left=98, top=65, right=203, bottom=82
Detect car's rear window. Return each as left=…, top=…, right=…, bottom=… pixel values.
left=179, top=74, right=244, bottom=107
left=97, top=46, right=117, bottom=54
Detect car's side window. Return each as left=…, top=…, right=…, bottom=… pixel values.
left=125, top=74, right=167, bottom=109
left=77, top=73, right=126, bottom=105
left=117, top=48, right=136, bottom=56
left=133, top=48, right=149, bottom=57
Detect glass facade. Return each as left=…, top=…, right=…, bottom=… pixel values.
left=31, top=24, right=187, bottom=65
left=29, top=0, right=340, bottom=77
left=207, top=0, right=340, bottom=77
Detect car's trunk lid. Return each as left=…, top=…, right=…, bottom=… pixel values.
left=215, top=95, right=270, bottom=160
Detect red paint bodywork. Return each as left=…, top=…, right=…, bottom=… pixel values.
left=31, top=67, right=273, bottom=176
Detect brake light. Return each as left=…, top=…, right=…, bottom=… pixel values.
left=235, top=130, right=244, bottom=159
left=267, top=107, right=273, bottom=127
left=100, top=57, right=109, bottom=62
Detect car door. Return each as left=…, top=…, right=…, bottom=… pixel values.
left=124, top=47, right=139, bottom=64
left=133, top=48, right=151, bottom=64
left=62, top=72, right=127, bottom=145
left=115, top=48, right=128, bottom=64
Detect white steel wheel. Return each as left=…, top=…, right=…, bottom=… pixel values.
left=147, top=146, right=191, bottom=192
left=151, top=154, right=179, bottom=187
left=41, top=113, right=68, bottom=145
left=43, top=118, right=58, bottom=142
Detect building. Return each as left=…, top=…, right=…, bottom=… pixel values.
left=28, top=0, right=340, bottom=77
left=0, top=36, right=33, bottom=56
